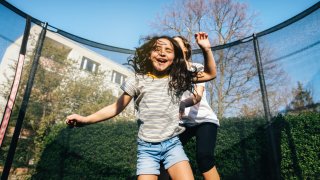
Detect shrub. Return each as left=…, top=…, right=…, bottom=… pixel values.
left=30, top=112, right=319, bottom=179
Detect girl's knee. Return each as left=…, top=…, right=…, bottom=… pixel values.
left=197, top=152, right=215, bottom=173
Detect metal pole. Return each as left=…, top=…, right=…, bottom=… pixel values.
left=1, top=22, right=48, bottom=180
left=253, top=33, right=280, bottom=180
left=0, top=17, right=31, bottom=147
left=253, top=34, right=271, bottom=122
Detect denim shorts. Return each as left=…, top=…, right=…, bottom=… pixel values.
left=136, top=136, right=189, bottom=175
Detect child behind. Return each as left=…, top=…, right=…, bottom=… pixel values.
left=175, top=35, right=220, bottom=180
left=66, top=33, right=216, bottom=180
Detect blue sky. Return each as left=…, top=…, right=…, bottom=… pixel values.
left=4, top=0, right=319, bottom=50
left=0, top=0, right=319, bottom=104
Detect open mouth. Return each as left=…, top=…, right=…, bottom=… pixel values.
left=157, top=58, right=167, bottom=63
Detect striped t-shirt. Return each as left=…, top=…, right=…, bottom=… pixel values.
left=121, top=75, right=185, bottom=142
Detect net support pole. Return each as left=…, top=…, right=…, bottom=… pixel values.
left=0, top=17, right=31, bottom=147
left=1, top=22, right=47, bottom=180
left=253, top=33, right=280, bottom=180
left=253, top=34, right=272, bottom=122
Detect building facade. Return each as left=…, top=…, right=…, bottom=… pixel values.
left=0, top=25, right=134, bottom=122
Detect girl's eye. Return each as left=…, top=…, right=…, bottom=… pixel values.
left=154, top=47, right=161, bottom=52
left=166, top=49, right=173, bottom=53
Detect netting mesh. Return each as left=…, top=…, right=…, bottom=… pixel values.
left=0, top=4, right=25, bottom=119
left=259, top=8, right=320, bottom=113
left=0, top=1, right=319, bottom=179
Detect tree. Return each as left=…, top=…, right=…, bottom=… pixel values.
left=0, top=32, right=119, bottom=174
left=152, top=0, right=288, bottom=118
left=239, top=86, right=292, bottom=117
left=286, top=81, right=314, bottom=112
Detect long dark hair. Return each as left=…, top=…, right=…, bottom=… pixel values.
left=127, top=36, right=197, bottom=97
left=174, top=35, right=192, bottom=61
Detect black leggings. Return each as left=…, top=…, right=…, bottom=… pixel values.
left=179, top=122, right=218, bottom=173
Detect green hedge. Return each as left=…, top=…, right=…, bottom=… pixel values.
left=30, top=112, right=319, bottom=179
left=273, top=112, right=320, bottom=179
left=32, top=120, right=138, bottom=179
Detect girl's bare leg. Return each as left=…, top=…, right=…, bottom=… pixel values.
left=138, top=174, right=158, bottom=180
left=202, top=166, right=220, bottom=180
left=167, top=160, right=194, bottom=180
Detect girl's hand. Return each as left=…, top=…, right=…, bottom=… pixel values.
left=195, top=32, right=211, bottom=51
left=179, top=101, right=186, bottom=120
left=65, top=114, right=87, bottom=127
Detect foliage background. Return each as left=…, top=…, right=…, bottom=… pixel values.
left=3, top=112, right=315, bottom=180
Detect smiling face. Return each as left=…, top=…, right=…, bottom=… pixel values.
left=149, top=38, right=175, bottom=75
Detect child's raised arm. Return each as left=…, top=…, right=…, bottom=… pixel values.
left=194, top=32, right=217, bottom=83
left=65, top=92, right=132, bottom=126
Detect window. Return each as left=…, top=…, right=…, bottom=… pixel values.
left=112, top=70, right=127, bottom=85
left=80, top=57, right=99, bottom=73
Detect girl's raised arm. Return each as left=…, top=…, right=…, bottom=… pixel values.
left=194, top=32, right=217, bottom=83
